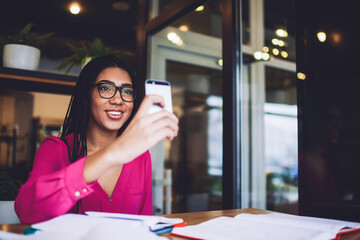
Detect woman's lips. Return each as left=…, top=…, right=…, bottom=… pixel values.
left=105, top=110, right=124, bottom=119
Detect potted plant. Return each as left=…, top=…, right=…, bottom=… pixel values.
left=0, top=23, right=54, bottom=70
left=55, top=38, right=133, bottom=74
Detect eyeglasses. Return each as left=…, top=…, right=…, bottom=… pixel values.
left=93, top=82, right=136, bottom=102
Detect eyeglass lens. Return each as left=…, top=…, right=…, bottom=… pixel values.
left=98, top=83, right=135, bottom=101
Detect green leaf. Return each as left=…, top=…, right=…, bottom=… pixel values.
left=0, top=23, right=53, bottom=49
left=55, top=37, right=134, bottom=74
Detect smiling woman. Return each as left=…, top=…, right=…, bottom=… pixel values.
left=14, top=55, right=179, bottom=224
left=88, top=67, right=134, bottom=135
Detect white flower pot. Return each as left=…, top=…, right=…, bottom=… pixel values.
left=2, top=44, right=41, bottom=70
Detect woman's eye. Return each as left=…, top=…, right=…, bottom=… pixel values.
left=123, top=88, right=133, bottom=95
left=100, top=85, right=113, bottom=91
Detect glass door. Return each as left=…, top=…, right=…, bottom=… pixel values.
left=148, top=0, right=223, bottom=214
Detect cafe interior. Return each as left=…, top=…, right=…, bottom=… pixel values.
left=1, top=0, right=360, bottom=223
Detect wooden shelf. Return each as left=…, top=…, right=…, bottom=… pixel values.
left=0, top=67, right=78, bottom=94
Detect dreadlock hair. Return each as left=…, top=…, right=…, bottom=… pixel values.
left=60, top=55, right=140, bottom=163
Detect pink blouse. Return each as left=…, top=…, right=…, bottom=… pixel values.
left=15, top=135, right=153, bottom=224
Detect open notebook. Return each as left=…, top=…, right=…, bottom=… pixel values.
left=28, top=213, right=170, bottom=240
left=171, top=212, right=360, bottom=240
left=85, top=211, right=185, bottom=231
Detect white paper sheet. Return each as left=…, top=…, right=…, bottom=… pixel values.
left=235, top=213, right=360, bottom=233
left=171, top=213, right=360, bottom=240
left=31, top=214, right=167, bottom=240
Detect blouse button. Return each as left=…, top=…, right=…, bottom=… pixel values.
left=74, top=191, right=81, bottom=197
left=82, top=188, right=88, bottom=193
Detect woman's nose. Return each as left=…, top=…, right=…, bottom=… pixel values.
left=110, top=89, right=123, bottom=104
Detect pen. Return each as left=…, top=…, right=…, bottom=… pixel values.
left=23, top=227, right=39, bottom=235
left=153, top=226, right=173, bottom=235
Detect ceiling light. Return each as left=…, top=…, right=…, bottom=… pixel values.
left=69, top=2, right=81, bottom=15
left=262, top=52, right=270, bottom=61
left=179, top=25, right=189, bottom=32
left=277, top=40, right=285, bottom=47
left=254, top=51, right=270, bottom=61
left=272, top=48, right=280, bottom=55
left=271, top=38, right=279, bottom=46
left=275, top=29, right=288, bottom=37
left=195, top=5, right=204, bottom=12
left=281, top=51, right=288, bottom=58
left=332, top=32, right=342, bottom=44
left=297, top=72, right=306, bottom=80
left=254, top=51, right=263, bottom=60
left=317, top=32, right=326, bottom=42
left=167, top=32, right=184, bottom=46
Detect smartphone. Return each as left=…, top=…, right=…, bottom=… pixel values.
left=145, top=79, right=173, bottom=114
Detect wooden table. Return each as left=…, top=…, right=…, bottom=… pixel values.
left=0, top=208, right=268, bottom=239
left=9, top=208, right=360, bottom=239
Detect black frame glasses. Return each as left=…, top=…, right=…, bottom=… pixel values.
left=93, top=82, right=136, bottom=102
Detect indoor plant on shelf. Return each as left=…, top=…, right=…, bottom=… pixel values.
left=55, top=38, right=133, bottom=74
left=0, top=23, right=53, bottom=70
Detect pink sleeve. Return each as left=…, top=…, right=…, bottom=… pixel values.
left=139, top=152, right=153, bottom=215
left=15, top=137, right=95, bottom=224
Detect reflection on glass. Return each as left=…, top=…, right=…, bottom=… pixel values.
left=149, top=0, right=179, bottom=20
left=149, top=0, right=249, bottom=44
left=265, top=67, right=298, bottom=214
left=242, top=0, right=250, bottom=45
left=169, top=0, right=222, bottom=38
left=149, top=0, right=222, bottom=214
left=149, top=0, right=248, bottom=43
left=264, top=0, right=296, bottom=62
left=165, top=61, right=222, bottom=213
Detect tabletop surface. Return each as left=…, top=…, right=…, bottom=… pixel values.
left=0, top=208, right=270, bottom=239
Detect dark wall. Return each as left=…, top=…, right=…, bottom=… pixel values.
left=297, top=0, right=360, bottom=221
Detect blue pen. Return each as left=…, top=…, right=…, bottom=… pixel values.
left=23, top=227, right=39, bottom=235
left=105, top=216, right=143, bottom=223
left=153, top=226, right=173, bottom=235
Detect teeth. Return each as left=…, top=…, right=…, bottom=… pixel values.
left=108, top=111, right=121, bottom=115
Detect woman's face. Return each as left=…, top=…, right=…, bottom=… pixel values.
left=88, top=67, right=134, bottom=135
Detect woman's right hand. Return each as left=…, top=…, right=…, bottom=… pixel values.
left=110, top=94, right=179, bottom=164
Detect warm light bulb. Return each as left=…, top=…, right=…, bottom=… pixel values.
left=332, top=33, right=342, bottom=44
left=217, top=59, right=223, bottom=66
left=195, top=5, right=204, bottom=11
left=317, top=32, right=326, bottom=42
left=272, top=48, right=280, bottom=55
left=262, top=52, right=270, bottom=61
left=263, top=46, right=269, bottom=52
left=271, top=38, right=279, bottom=46
left=297, top=72, right=306, bottom=80
left=276, top=29, right=288, bottom=37
left=277, top=40, right=285, bottom=47
left=167, top=32, right=184, bottom=46
left=281, top=51, right=288, bottom=58
left=254, top=51, right=263, bottom=60
left=69, top=2, right=81, bottom=14
left=179, top=25, right=189, bottom=32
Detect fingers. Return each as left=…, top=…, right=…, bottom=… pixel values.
left=142, top=111, right=179, bottom=140
left=137, top=95, right=166, bottom=116
left=117, top=96, right=178, bottom=159
left=144, top=108, right=178, bottom=124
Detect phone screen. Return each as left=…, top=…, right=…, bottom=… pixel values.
left=145, top=79, right=173, bottom=114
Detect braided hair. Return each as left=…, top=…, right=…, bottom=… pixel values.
left=60, top=55, right=140, bottom=163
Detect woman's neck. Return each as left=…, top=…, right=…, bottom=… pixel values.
left=86, top=129, right=118, bottom=156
